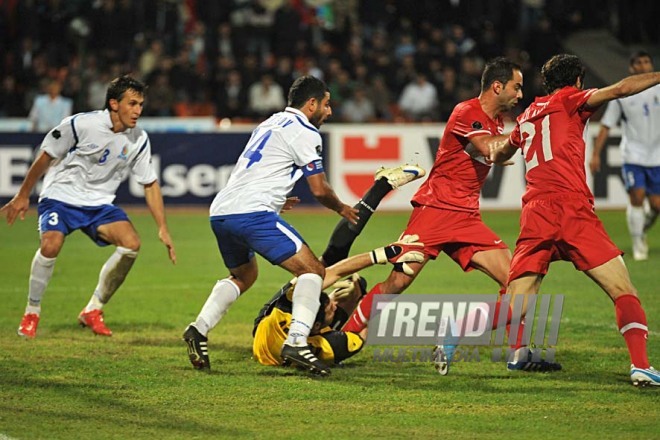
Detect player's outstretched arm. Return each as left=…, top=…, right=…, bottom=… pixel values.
left=0, top=151, right=53, bottom=225
left=586, top=71, right=660, bottom=109
left=306, top=172, right=359, bottom=224
left=143, top=180, right=176, bottom=264
left=322, top=235, right=426, bottom=287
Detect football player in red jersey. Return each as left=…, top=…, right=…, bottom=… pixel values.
left=490, top=54, right=660, bottom=386
left=342, top=58, right=557, bottom=373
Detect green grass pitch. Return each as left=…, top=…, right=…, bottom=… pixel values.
left=0, top=208, right=658, bottom=439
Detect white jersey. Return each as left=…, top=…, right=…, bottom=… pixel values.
left=600, top=84, right=660, bottom=166
left=39, top=110, right=157, bottom=206
left=210, top=107, right=324, bottom=216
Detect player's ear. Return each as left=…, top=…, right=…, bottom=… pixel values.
left=493, top=80, right=503, bottom=95
left=108, top=98, right=119, bottom=112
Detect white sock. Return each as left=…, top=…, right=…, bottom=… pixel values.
left=194, top=279, right=241, bottom=336
left=27, top=249, right=57, bottom=314
left=285, top=273, right=323, bottom=347
left=85, top=246, right=137, bottom=312
left=627, top=205, right=645, bottom=239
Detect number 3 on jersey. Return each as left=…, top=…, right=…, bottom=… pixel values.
left=243, top=129, right=272, bottom=168
left=520, top=115, right=553, bottom=173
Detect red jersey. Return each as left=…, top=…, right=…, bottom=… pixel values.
left=509, top=86, right=598, bottom=204
left=412, top=98, right=503, bottom=212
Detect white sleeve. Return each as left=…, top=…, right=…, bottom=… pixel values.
left=131, top=135, right=158, bottom=184
left=39, top=116, right=78, bottom=159
left=600, top=100, right=621, bottom=129
left=291, top=129, right=323, bottom=167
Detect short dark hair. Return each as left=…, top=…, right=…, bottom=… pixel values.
left=630, top=50, right=653, bottom=66
left=287, top=75, right=328, bottom=108
left=541, top=54, right=586, bottom=93
left=105, top=75, right=147, bottom=109
left=480, top=57, right=521, bottom=92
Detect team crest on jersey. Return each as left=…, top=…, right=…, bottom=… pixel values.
left=471, top=121, right=483, bottom=129
left=117, top=145, right=129, bottom=160
left=315, top=144, right=322, bottom=154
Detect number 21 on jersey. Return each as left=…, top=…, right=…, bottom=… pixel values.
left=520, top=115, right=553, bottom=173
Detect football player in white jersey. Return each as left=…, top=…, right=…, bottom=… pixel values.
left=1, top=75, right=176, bottom=338
left=183, top=76, right=358, bottom=376
left=590, top=51, right=660, bottom=260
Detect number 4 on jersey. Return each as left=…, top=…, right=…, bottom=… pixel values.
left=243, top=129, right=272, bottom=168
left=520, top=115, right=553, bottom=173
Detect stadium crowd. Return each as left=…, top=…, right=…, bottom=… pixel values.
left=0, top=0, right=639, bottom=124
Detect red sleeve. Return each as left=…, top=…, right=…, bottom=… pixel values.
left=562, top=88, right=598, bottom=120
left=451, top=103, right=494, bottom=139
left=509, top=121, right=522, bottom=149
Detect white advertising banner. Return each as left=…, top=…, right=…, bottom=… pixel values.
left=326, top=123, right=628, bottom=210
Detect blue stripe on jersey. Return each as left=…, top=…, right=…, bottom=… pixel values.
left=69, top=114, right=80, bottom=151
left=136, top=138, right=149, bottom=158
left=294, top=115, right=319, bottom=133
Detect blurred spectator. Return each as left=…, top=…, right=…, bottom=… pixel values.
left=144, top=73, right=176, bottom=117
left=247, top=73, right=286, bottom=118
left=0, top=76, right=27, bottom=117
left=340, top=87, right=376, bottom=123
left=367, top=75, right=393, bottom=121
left=272, top=0, right=303, bottom=57
left=215, top=70, right=249, bottom=119
left=28, top=79, right=72, bottom=132
left=139, top=39, right=165, bottom=79
left=398, top=73, right=438, bottom=122
left=0, top=1, right=629, bottom=123
left=273, top=56, right=295, bottom=91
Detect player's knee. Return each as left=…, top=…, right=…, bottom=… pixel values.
left=121, top=236, right=141, bottom=252
left=40, top=237, right=64, bottom=258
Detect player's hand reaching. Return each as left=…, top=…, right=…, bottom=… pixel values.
left=370, top=234, right=425, bottom=275
left=158, top=228, right=177, bottom=264
left=328, top=273, right=360, bottom=300
left=282, top=196, right=300, bottom=212
left=338, top=203, right=360, bottom=225
left=0, top=195, right=30, bottom=225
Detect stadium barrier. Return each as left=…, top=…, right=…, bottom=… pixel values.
left=0, top=122, right=628, bottom=208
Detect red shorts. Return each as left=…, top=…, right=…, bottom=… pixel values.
left=403, top=205, right=508, bottom=271
left=508, top=196, right=622, bottom=281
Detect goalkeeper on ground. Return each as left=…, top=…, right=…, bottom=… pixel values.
left=253, top=237, right=424, bottom=366
left=252, top=164, right=426, bottom=368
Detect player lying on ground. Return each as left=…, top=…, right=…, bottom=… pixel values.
left=183, top=164, right=426, bottom=373
left=253, top=237, right=424, bottom=367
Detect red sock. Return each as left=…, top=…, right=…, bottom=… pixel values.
left=495, top=288, right=525, bottom=349
left=343, top=283, right=383, bottom=333
left=615, top=294, right=649, bottom=369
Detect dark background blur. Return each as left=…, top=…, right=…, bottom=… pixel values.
left=1, top=0, right=658, bottom=125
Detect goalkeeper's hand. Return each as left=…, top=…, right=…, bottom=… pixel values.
left=328, top=273, right=360, bottom=300
left=370, top=234, right=425, bottom=275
